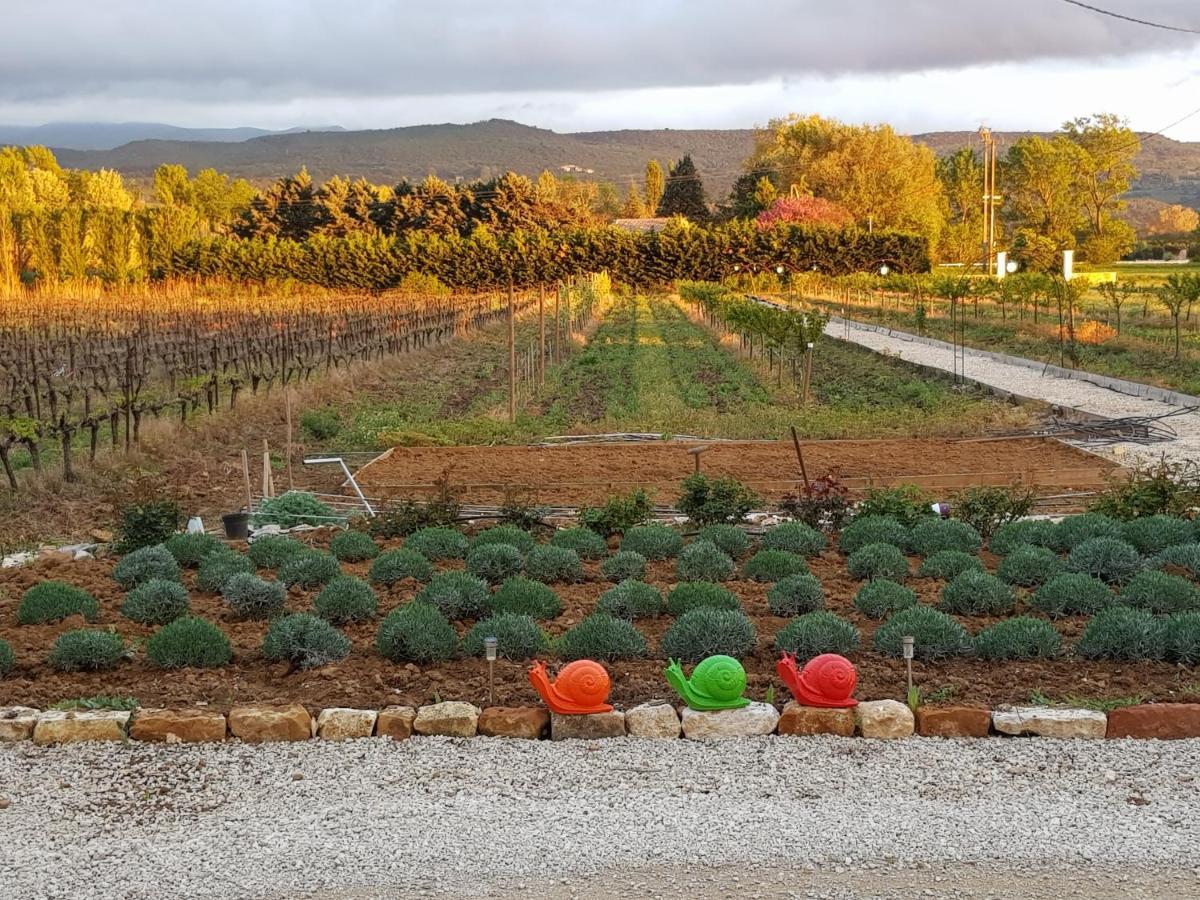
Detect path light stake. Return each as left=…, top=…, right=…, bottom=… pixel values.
left=902, top=635, right=915, bottom=707
left=484, top=636, right=498, bottom=706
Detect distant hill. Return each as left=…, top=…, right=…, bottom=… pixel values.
left=0, top=121, right=345, bottom=151
left=13, top=118, right=1200, bottom=206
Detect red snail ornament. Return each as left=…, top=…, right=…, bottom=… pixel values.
left=776, top=652, right=858, bottom=708
left=528, top=659, right=613, bottom=715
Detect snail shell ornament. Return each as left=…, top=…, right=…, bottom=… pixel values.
left=528, top=659, right=613, bottom=715
left=664, top=655, right=750, bottom=711
left=776, top=652, right=858, bottom=708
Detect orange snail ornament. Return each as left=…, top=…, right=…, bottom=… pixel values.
left=776, top=652, right=858, bottom=708
left=528, top=659, right=613, bottom=715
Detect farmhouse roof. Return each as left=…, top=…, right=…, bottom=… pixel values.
left=611, top=217, right=672, bottom=233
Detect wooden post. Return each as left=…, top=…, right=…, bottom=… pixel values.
left=284, top=387, right=295, bottom=491
left=508, top=281, right=516, bottom=422
left=802, top=343, right=814, bottom=403
left=790, top=426, right=812, bottom=496
left=538, top=283, right=546, bottom=387
left=241, top=449, right=253, bottom=513
left=262, top=438, right=274, bottom=499
left=554, top=281, right=562, bottom=363
left=687, top=446, right=709, bottom=474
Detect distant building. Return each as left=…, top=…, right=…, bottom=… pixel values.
left=559, top=164, right=595, bottom=174
left=611, top=217, right=672, bottom=233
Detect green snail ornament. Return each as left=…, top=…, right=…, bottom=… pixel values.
left=664, top=655, right=750, bottom=711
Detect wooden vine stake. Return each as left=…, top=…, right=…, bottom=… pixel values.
left=507, top=280, right=516, bottom=423
left=538, top=283, right=546, bottom=388
left=261, top=438, right=275, bottom=499
left=790, top=426, right=812, bottom=497
left=284, top=387, right=295, bottom=491
left=241, top=448, right=253, bottom=513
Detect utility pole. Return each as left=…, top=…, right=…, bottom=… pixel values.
left=979, top=127, right=1001, bottom=277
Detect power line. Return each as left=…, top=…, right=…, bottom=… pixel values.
left=1057, top=0, right=1200, bottom=34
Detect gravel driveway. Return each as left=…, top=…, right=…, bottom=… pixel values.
left=1, top=735, right=1198, bottom=899
left=826, top=318, right=1200, bottom=466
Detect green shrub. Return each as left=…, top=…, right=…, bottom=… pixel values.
left=113, top=500, right=182, bottom=554
left=329, top=530, right=380, bottom=563
left=853, top=580, right=917, bottom=619
left=908, top=519, right=981, bottom=556
left=251, top=491, right=338, bottom=528
left=376, top=602, right=458, bottom=663
left=300, top=407, right=340, bottom=440
left=163, top=532, right=224, bottom=568
left=414, top=571, right=490, bottom=620
left=774, top=611, right=859, bottom=659
left=366, top=480, right=461, bottom=538
left=370, top=548, right=435, bottom=585
left=846, top=543, right=909, bottom=581
left=766, top=574, right=825, bottom=616
left=112, top=545, right=181, bottom=589
left=939, top=571, right=1014, bottom=615
left=996, top=545, right=1063, bottom=587
left=49, top=629, right=125, bottom=671
left=221, top=573, right=286, bottom=620
left=278, top=551, right=342, bottom=589
left=404, top=526, right=469, bottom=560
left=471, top=524, right=536, bottom=554
left=550, top=527, right=608, bottom=560
left=676, top=473, right=759, bottom=526
left=838, top=515, right=909, bottom=554
left=1065, top=537, right=1142, bottom=584
left=596, top=580, right=663, bottom=619
left=761, top=522, right=827, bottom=557
left=917, top=550, right=984, bottom=580
left=17, top=581, right=98, bottom=625
left=873, top=606, right=972, bottom=659
left=1029, top=574, right=1115, bottom=618
left=464, top=544, right=523, bottom=584
left=743, top=549, right=809, bottom=583
left=489, top=576, right=562, bottom=620
left=676, top=540, right=735, bottom=582
left=989, top=519, right=1058, bottom=556
left=620, top=525, right=684, bottom=560
left=660, top=608, right=756, bottom=662
left=196, top=550, right=254, bottom=593
left=247, top=535, right=308, bottom=569
left=577, top=489, right=652, bottom=536
left=556, top=614, right=648, bottom=661
left=146, top=617, right=232, bottom=668
left=0, top=638, right=13, bottom=677
left=973, top=617, right=1062, bottom=660
left=462, top=613, right=547, bottom=660
left=1118, top=570, right=1200, bottom=614
left=1163, top=612, right=1200, bottom=665
left=1121, top=515, right=1194, bottom=557
left=1089, top=457, right=1200, bottom=520
left=1053, top=513, right=1123, bottom=552
left=951, top=485, right=1034, bottom=543
left=696, top=524, right=751, bottom=559
left=1153, top=543, right=1200, bottom=578
left=120, top=579, right=190, bottom=625
left=855, top=485, right=934, bottom=528
left=600, top=550, right=646, bottom=582
left=524, top=545, right=584, bottom=583
left=262, top=613, right=351, bottom=669
left=1075, top=606, right=1165, bottom=661
left=314, top=576, right=378, bottom=624
left=666, top=582, right=739, bottom=615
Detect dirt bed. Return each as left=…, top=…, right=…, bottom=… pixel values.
left=355, top=437, right=1116, bottom=506
left=0, top=530, right=1189, bottom=713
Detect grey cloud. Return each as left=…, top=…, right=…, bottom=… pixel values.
left=0, top=0, right=1197, bottom=107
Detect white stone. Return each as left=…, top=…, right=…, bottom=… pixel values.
left=316, top=708, right=378, bottom=740
left=0, top=707, right=39, bottom=742
left=2, top=551, right=35, bottom=568
left=856, top=700, right=915, bottom=739
left=413, top=701, right=480, bottom=737
left=680, top=702, right=779, bottom=740
left=992, top=706, right=1107, bottom=739
left=624, top=702, right=681, bottom=739
left=73, top=550, right=94, bottom=561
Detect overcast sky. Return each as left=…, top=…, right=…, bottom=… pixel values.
left=3, top=0, right=1200, bottom=136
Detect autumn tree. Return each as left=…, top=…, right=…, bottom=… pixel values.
left=936, top=148, right=985, bottom=264
left=621, top=183, right=648, bottom=218
left=644, top=160, right=665, bottom=217
left=1003, top=136, right=1083, bottom=271
left=656, top=155, right=708, bottom=220
left=756, top=195, right=853, bottom=229
left=1063, top=114, right=1138, bottom=263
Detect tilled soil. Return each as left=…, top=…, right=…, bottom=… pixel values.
left=0, top=528, right=1191, bottom=712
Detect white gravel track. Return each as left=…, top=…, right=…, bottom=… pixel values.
left=826, top=318, right=1200, bottom=465
left=2, top=736, right=1198, bottom=899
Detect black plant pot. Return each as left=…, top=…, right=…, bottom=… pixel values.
left=222, top=512, right=250, bottom=540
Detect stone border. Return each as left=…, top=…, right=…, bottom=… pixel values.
left=4, top=702, right=1200, bottom=744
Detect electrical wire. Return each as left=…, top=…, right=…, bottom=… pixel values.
left=1057, top=0, right=1200, bottom=35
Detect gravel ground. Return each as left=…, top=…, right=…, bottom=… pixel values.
left=826, top=318, right=1200, bottom=465
left=1, top=735, right=1198, bottom=899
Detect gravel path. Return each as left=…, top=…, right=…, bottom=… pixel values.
left=2, top=736, right=1198, bottom=899
left=826, top=318, right=1200, bottom=465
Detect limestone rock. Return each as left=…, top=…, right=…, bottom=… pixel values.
left=227, top=704, right=313, bottom=743
left=477, top=707, right=549, bottom=739
left=856, top=700, right=915, bottom=739
left=376, top=706, right=417, bottom=740
left=915, top=706, right=991, bottom=738
left=316, top=708, right=378, bottom=741
left=413, top=701, right=480, bottom=738
left=680, top=702, right=780, bottom=741
left=33, top=710, right=130, bottom=744
left=0, top=707, right=39, bottom=742
left=1107, top=704, right=1200, bottom=740
left=991, top=706, right=1106, bottom=739
left=550, top=710, right=627, bottom=741
left=777, top=702, right=855, bottom=737
left=624, top=702, right=681, bottom=739
left=130, top=709, right=226, bottom=743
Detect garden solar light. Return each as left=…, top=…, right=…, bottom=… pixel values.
left=1006, top=259, right=1020, bottom=274
left=879, top=265, right=889, bottom=276
left=902, top=635, right=914, bottom=701
left=485, top=636, right=498, bottom=706
left=775, top=265, right=785, bottom=275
